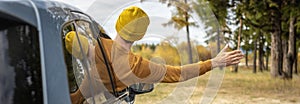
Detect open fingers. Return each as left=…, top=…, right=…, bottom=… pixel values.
left=226, top=58, right=241, bottom=66
left=226, top=52, right=244, bottom=66
left=228, top=52, right=244, bottom=59
left=228, top=50, right=242, bottom=55
left=231, top=55, right=244, bottom=62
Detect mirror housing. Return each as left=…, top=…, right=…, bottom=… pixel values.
left=129, top=83, right=154, bottom=94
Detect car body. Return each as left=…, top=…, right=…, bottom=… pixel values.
left=0, top=0, right=112, bottom=104
left=0, top=0, right=157, bottom=103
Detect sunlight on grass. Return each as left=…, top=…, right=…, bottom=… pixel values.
left=135, top=67, right=300, bottom=104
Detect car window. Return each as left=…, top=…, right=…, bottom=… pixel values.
left=62, top=23, right=79, bottom=93
left=62, top=19, right=113, bottom=103
left=62, top=21, right=91, bottom=93
left=0, top=24, right=43, bottom=104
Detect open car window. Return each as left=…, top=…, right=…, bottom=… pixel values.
left=62, top=13, right=123, bottom=103
left=62, top=20, right=99, bottom=103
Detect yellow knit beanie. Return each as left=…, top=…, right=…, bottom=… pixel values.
left=116, top=6, right=150, bottom=42
left=65, top=31, right=89, bottom=60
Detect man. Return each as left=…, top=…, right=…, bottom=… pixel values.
left=65, top=6, right=244, bottom=104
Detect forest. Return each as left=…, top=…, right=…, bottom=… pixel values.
left=134, top=0, right=300, bottom=79
left=133, top=0, right=300, bottom=103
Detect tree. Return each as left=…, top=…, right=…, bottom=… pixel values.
left=253, top=37, right=257, bottom=73
left=285, top=15, right=296, bottom=79
left=282, top=0, right=300, bottom=79
left=159, top=0, right=196, bottom=63
left=258, top=30, right=266, bottom=72
left=228, top=0, right=244, bottom=72
left=193, top=0, right=230, bottom=57
left=233, top=0, right=270, bottom=73
left=241, top=29, right=252, bottom=67
left=295, top=17, right=300, bottom=74
left=234, top=17, right=243, bottom=73
left=269, top=0, right=283, bottom=77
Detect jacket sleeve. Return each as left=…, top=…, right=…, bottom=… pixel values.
left=128, top=52, right=212, bottom=83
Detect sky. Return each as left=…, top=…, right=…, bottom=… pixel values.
left=53, top=0, right=215, bottom=46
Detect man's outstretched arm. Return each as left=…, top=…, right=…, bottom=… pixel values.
left=128, top=45, right=244, bottom=83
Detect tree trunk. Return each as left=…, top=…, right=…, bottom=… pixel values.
left=238, top=18, right=242, bottom=49
left=262, top=39, right=266, bottom=70
left=258, top=31, right=265, bottom=72
left=245, top=51, right=249, bottom=67
left=270, top=8, right=283, bottom=77
left=285, top=16, right=296, bottom=79
left=186, top=24, right=192, bottom=64
left=232, top=65, right=238, bottom=73
left=184, top=0, right=192, bottom=64
left=294, top=52, right=298, bottom=74
left=266, top=51, right=269, bottom=71
left=253, top=39, right=257, bottom=73
left=233, top=18, right=243, bottom=73
left=282, top=37, right=288, bottom=74
left=294, top=19, right=298, bottom=74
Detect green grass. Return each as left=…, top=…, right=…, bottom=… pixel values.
left=135, top=67, right=300, bottom=104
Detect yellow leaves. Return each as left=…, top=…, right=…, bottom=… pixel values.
left=196, top=45, right=211, bottom=61
left=172, top=16, right=188, bottom=26
left=132, top=44, right=154, bottom=60
left=132, top=42, right=212, bottom=66
left=153, top=42, right=181, bottom=65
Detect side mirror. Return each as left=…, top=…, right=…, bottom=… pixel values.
left=129, top=83, right=154, bottom=94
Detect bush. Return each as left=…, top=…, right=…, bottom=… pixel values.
left=132, top=42, right=213, bottom=66
left=196, top=45, right=211, bottom=61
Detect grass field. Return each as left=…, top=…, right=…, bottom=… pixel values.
left=135, top=67, right=300, bottom=104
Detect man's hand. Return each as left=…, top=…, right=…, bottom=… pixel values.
left=212, top=44, right=244, bottom=68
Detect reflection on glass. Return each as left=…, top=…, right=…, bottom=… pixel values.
left=63, top=20, right=114, bottom=104
left=0, top=25, right=43, bottom=104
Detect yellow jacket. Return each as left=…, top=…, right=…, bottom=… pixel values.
left=71, top=37, right=212, bottom=104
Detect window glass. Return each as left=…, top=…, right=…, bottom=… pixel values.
left=62, top=20, right=111, bottom=104
left=62, top=23, right=80, bottom=93
left=0, top=24, right=43, bottom=104
left=63, top=21, right=95, bottom=92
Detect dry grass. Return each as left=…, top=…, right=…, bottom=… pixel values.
left=135, top=67, right=300, bottom=104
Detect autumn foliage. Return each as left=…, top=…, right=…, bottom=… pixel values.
left=132, top=41, right=211, bottom=66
